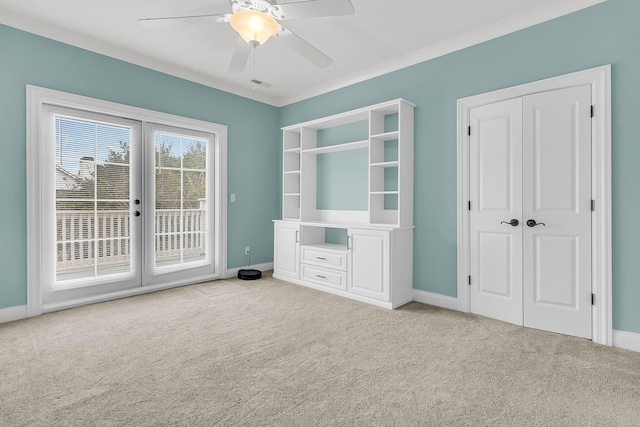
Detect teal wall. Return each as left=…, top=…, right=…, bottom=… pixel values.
left=279, top=0, right=640, bottom=334
left=316, top=149, right=368, bottom=210
left=0, top=24, right=279, bottom=309
left=316, top=120, right=369, bottom=210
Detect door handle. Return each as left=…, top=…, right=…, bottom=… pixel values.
left=500, top=219, right=519, bottom=226
left=526, top=219, right=546, bottom=227
left=134, top=211, right=141, bottom=217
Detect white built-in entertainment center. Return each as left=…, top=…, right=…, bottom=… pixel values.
left=273, top=99, right=415, bottom=309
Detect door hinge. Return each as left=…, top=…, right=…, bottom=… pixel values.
left=468, top=275, right=472, bottom=286
left=591, top=199, right=595, bottom=211
left=591, top=105, right=594, bottom=118
left=592, top=293, right=596, bottom=305
left=468, top=126, right=471, bottom=136
left=468, top=201, right=471, bottom=211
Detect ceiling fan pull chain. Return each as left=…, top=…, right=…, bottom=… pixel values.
left=250, top=43, right=256, bottom=86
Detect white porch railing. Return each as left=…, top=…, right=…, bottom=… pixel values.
left=56, top=209, right=206, bottom=271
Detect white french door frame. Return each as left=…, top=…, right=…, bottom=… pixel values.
left=456, top=65, right=612, bottom=346
left=143, top=122, right=220, bottom=286
left=26, top=85, right=227, bottom=316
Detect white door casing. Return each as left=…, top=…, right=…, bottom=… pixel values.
left=522, top=86, right=592, bottom=339
left=469, top=98, right=523, bottom=326
left=457, top=65, right=611, bottom=345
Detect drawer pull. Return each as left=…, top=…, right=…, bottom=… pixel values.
left=316, top=256, right=327, bottom=260
left=316, top=275, right=327, bottom=279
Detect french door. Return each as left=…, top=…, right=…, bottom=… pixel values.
left=40, top=104, right=219, bottom=308
left=469, top=85, right=592, bottom=339
left=143, top=123, right=216, bottom=286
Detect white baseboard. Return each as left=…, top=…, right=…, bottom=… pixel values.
left=0, top=305, right=28, bottom=324
left=225, top=262, right=274, bottom=279
left=612, top=330, right=640, bottom=353
left=413, top=289, right=459, bottom=311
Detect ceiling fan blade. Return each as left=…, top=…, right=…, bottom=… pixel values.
left=229, top=37, right=251, bottom=73
left=275, top=26, right=333, bottom=68
left=276, top=0, right=355, bottom=20
left=138, top=13, right=228, bottom=28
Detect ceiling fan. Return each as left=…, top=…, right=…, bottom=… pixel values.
left=140, top=0, right=355, bottom=86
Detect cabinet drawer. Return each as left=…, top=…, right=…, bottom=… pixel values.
left=301, top=264, right=347, bottom=291
left=301, top=246, right=347, bottom=271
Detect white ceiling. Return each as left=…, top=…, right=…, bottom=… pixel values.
left=0, top=0, right=604, bottom=106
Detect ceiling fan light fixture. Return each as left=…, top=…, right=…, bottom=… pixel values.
left=229, top=9, right=279, bottom=45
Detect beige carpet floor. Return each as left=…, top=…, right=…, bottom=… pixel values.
left=1, top=272, right=640, bottom=426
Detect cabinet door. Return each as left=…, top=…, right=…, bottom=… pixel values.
left=348, top=228, right=390, bottom=301
left=274, top=223, right=300, bottom=279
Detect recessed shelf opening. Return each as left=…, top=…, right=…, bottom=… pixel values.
left=300, top=225, right=348, bottom=250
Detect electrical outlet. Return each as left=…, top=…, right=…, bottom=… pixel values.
left=245, top=246, right=251, bottom=255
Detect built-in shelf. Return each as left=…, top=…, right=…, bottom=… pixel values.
left=277, top=112, right=415, bottom=309
left=302, top=242, right=347, bottom=252
left=370, top=161, right=399, bottom=168
left=370, top=131, right=399, bottom=141
left=302, top=140, right=368, bottom=155
left=281, top=98, right=414, bottom=227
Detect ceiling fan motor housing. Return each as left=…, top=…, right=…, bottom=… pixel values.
left=231, top=0, right=285, bottom=20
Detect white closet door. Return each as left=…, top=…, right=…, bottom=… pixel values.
left=469, top=98, right=524, bottom=326
left=522, top=85, right=592, bottom=339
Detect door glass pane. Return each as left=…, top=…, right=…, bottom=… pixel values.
left=55, top=116, right=133, bottom=282
left=154, top=132, right=208, bottom=268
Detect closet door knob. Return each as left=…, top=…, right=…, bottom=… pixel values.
left=500, top=219, right=519, bottom=226
left=526, top=219, right=545, bottom=227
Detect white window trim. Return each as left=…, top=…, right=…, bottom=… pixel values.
left=26, top=85, right=227, bottom=316
left=456, top=65, right=612, bottom=346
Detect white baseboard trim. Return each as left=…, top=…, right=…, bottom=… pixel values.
left=225, top=262, right=274, bottom=279
left=612, top=330, right=640, bottom=353
left=0, top=305, right=28, bottom=324
left=413, top=289, right=459, bottom=311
